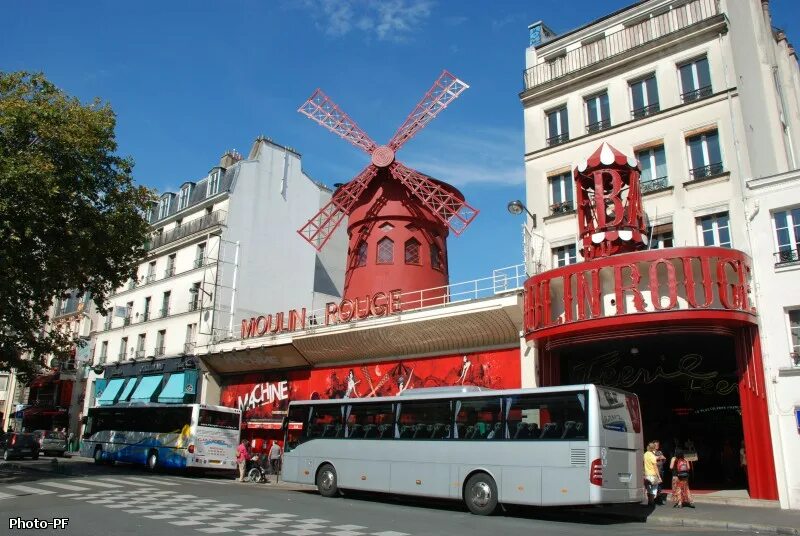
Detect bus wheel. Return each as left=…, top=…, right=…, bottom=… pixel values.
left=93, top=447, right=103, bottom=465
left=464, top=473, right=499, bottom=516
left=146, top=450, right=159, bottom=472
left=316, top=463, right=339, bottom=498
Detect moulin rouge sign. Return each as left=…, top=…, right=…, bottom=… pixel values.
left=524, top=248, right=757, bottom=336
left=241, top=289, right=402, bottom=340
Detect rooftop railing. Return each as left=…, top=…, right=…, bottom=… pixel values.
left=145, top=210, right=226, bottom=251
left=523, top=0, right=719, bottom=91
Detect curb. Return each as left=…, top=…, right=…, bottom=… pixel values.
left=648, top=515, right=800, bottom=534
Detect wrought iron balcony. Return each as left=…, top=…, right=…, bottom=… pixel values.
left=193, top=257, right=206, bottom=269
left=160, top=307, right=170, bottom=318
left=550, top=201, right=575, bottom=215
left=188, top=300, right=199, bottom=312
left=689, top=162, right=724, bottom=179
left=184, top=342, right=196, bottom=355
left=135, top=350, right=145, bottom=359
left=164, top=267, right=175, bottom=278
left=631, top=103, right=660, bottom=119
left=155, top=346, right=165, bottom=357
left=145, top=274, right=156, bottom=284
left=141, top=311, right=150, bottom=322
left=586, top=119, right=611, bottom=134
left=775, top=248, right=800, bottom=266
left=145, top=210, right=226, bottom=251
left=103, top=320, right=112, bottom=331
left=681, top=85, right=713, bottom=103
left=641, top=176, right=669, bottom=193
left=546, top=132, right=570, bottom=147
left=523, top=0, right=719, bottom=91
left=123, top=316, right=131, bottom=326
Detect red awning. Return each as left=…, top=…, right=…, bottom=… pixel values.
left=30, top=374, right=59, bottom=388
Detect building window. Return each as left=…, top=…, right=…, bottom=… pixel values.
left=195, top=243, right=206, bottom=268
left=185, top=323, right=197, bottom=354
left=687, top=130, right=723, bottom=179
left=143, top=297, right=151, bottom=322
left=679, top=56, right=712, bottom=102
left=146, top=261, right=156, bottom=283
left=136, top=334, right=146, bottom=358
left=549, top=172, right=574, bottom=214
left=189, top=282, right=201, bottom=311
left=697, top=212, right=731, bottom=248
left=773, top=208, right=800, bottom=265
left=155, top=330, right=166, bottom=357
left=177, top=184, right=192, bottom=210
left=430, top=243, right=443, bottom=271
left=104, top=308, right=113, bottom=330
left=650, top=223, right=674, bottom=249
left=158, top=195, right=171, bottom=219
left=630, top=74, right=659, bottom=118
left=553, top=244, right=577, bottom=267
left=166, top=254, right=176, bottom=277
left=119, top=337, right=128, bottom=360
left=0, top=375, right=8, bottom=391
left=376, top=237, right=394, bottom=264
left=124, top=301, right=133, bottom=325
left=207, top=170, right=221, bottom=197
left=99, top=341, right=108, bottom=364
left=789, top=310, right=800, bottom=365
left=356, top=241, right=368, bottom=267
left=161, top=291, right=171, bottom=317
left=636, top=145, right=668, bottom=192
left=585, top=91, right=611, bottom=133
left=404, top=239, right=421, bottom=265
left=546, top=106, right=569, bottom=146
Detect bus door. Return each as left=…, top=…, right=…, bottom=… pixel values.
left=596, top=387, right=643, bottom=494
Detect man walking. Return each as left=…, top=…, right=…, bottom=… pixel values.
left=268, top=440, right=282, bottom=477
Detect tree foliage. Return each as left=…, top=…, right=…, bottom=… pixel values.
left=0, top=71, right=155, bottom=382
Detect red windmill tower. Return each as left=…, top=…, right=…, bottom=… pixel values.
left=297, top=71, right=479, bottom=306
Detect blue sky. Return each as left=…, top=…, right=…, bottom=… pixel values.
left=3, top=0, right=798, bottom=285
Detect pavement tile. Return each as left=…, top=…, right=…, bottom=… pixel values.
left=169, top=520, right=206, bottom=526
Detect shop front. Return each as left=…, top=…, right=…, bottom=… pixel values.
left=92, top=356, right=201, bottom=408
left=22, top=372, right=72, bottom=432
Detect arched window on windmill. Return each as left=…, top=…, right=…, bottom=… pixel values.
left=356, top=241, right=368, bottom=267
left=377, top=237, right=394, bottom=264
left=404, top=238, right=421, bottom=265
left=430, top=243, right=443, bottom=271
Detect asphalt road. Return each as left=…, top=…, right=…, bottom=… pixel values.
left=1, top=457, right=738, bottom=536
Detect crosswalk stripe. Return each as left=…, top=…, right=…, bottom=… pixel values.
left=96, top=477, right=152, bottom=487
left=37, top=481, right=91, bottom=491
left=0, top=491, right=15, bottom=500
left=121, top=476, right=179, bottom=486
left=68, top=479, right=120, bottom=488
left=7, top=484, right=55, bottom=495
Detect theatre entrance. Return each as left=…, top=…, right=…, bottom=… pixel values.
left=552, top=333, right=749, bottom=492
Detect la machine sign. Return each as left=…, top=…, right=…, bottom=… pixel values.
left=241, top=289, right=402, bottom=340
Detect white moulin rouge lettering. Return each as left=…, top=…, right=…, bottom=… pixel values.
left=237, top=381, right=289, bottom=412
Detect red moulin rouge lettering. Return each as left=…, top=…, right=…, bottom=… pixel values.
left=241, top=289, right=402, bottom=339
left=524, top=249, right=756, bottom=334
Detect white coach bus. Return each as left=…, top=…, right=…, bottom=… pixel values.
left=282, top=384, right=643, bottom=515
left=81, top=403, right=241, bottom=471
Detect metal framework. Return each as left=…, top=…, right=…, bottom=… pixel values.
left=296, top=70, right=478, bottom=250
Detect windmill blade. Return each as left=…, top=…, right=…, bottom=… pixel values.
left=387, top=71, right=469, bottom=151
left=298, top=89, right=378, bottom=155
left=297, top=165, right=379, bottom=250
left=389, top=161, right=478, bottom=236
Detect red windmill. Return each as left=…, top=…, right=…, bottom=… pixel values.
left=297, top=71, right=479, bottom=306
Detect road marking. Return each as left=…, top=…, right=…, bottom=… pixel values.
left=6, top=484, right=55, bottom=495
left=68, top=479, right=120, bottom=488
left=0, top=491, right=15, bottom=500
left=121, top=476, right=180, bottom=486
left=97, top=477, right=152, bottom=487
left=37, top=481, right=91, bottom=491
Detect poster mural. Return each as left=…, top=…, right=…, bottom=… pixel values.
left=220, top=348, right=521, bottom=423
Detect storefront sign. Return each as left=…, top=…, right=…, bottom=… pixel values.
left=240, top=289, right=402, bottom=340
left=524, top=248, right=756, bottom=336
left=220, top=348, right=520, bottom=422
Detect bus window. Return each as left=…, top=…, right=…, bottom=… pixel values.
left=454, top=397, right=502, bottom=440
left=285, top=405, right=308, bottom=452
left=504, top=393, right=588, bottom=440
left=397, top=401, right=451, bottom=440
left=198, top=409, right=239, bottom=430
left=307, top=405, right=344, bottom=440
left=345, top=403, right=394, bottom=439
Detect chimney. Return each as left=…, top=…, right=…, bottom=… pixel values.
left=219, top=149, right=242, bottom=169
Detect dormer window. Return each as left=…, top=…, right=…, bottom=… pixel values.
left=207, top=170, right=221, bottom=197
left=158, top=195, right=171, bottom=219
left=178, top=184, right=192, bottom=210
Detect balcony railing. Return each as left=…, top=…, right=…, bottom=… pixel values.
left=145, top=274, right=156, bottom=284
left=586, top=118, right=611, bottom=134
left=103, top=320, right=112, bottom=331
left=123, top=316, right=131, bottom=326
left=641, top=176, right=669, bottom=193
left=188, top=300, right=199, bottom=312
left=193, top=257, right=206, bottom=269
left=550, top=201, right=575, bottom=215
left=117, top=352, right=126, bottom=360
left=155, top=346, right=165, bottom=357
left=681, top=85, right=713, bottom=103
left=775, top=248, right=800, bottom=266
left=523, top=0, right=719, bottom=90
left=632, top=103, right=660, bottom=119
left=135, top=350, right=145, bottom=359
left=141, top=311, right=150, bottom=322
left=164, top=267, right=175, bottom=278
left=547, top=132, right=570, bottom=147
left=145, top=209, right=226, bottom=251
left=160, top=307, right=170, bottom=318
left=184, top=342, right=196, bottom=355
left=689, top=162, right=724, bottom=180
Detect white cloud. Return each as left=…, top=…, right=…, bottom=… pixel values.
left=399, top=126, right=525, bottom=186
left=299, top=0, right=434, bottom=42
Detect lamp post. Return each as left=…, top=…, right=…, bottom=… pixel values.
left=508, top=200, right=545, bottom=275
left=507, top=200, right=537, bottom=228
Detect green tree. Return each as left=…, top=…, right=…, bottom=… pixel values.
left=0, top=71, right=155, bottom=383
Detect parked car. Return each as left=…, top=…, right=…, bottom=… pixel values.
left=0, top=432, right=40, bottom=461
left=33, top=430, right=68, bottom=457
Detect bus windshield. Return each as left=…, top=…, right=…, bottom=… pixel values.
left=597, top=387, right=641, bottom=433
left=198, top=409, right=240, bottom=430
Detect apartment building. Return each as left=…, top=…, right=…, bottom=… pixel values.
left=83, top=137, right=346, bottom=420
left=521, top=0, right=800, bottom=508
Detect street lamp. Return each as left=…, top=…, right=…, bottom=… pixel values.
left=507, top=200, right=537, bottom=228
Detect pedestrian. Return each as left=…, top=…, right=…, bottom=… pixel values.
left=653, top=439, right=667, bottom=504
left=269, top=440, right=282, bottom=476
left=670, top=449, right=695, bottom=508
left=236, top=439, right=249, bottom=482
left=643, top=441, right=661, bottom=506
left=68, top=431, right=75, bottom=452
